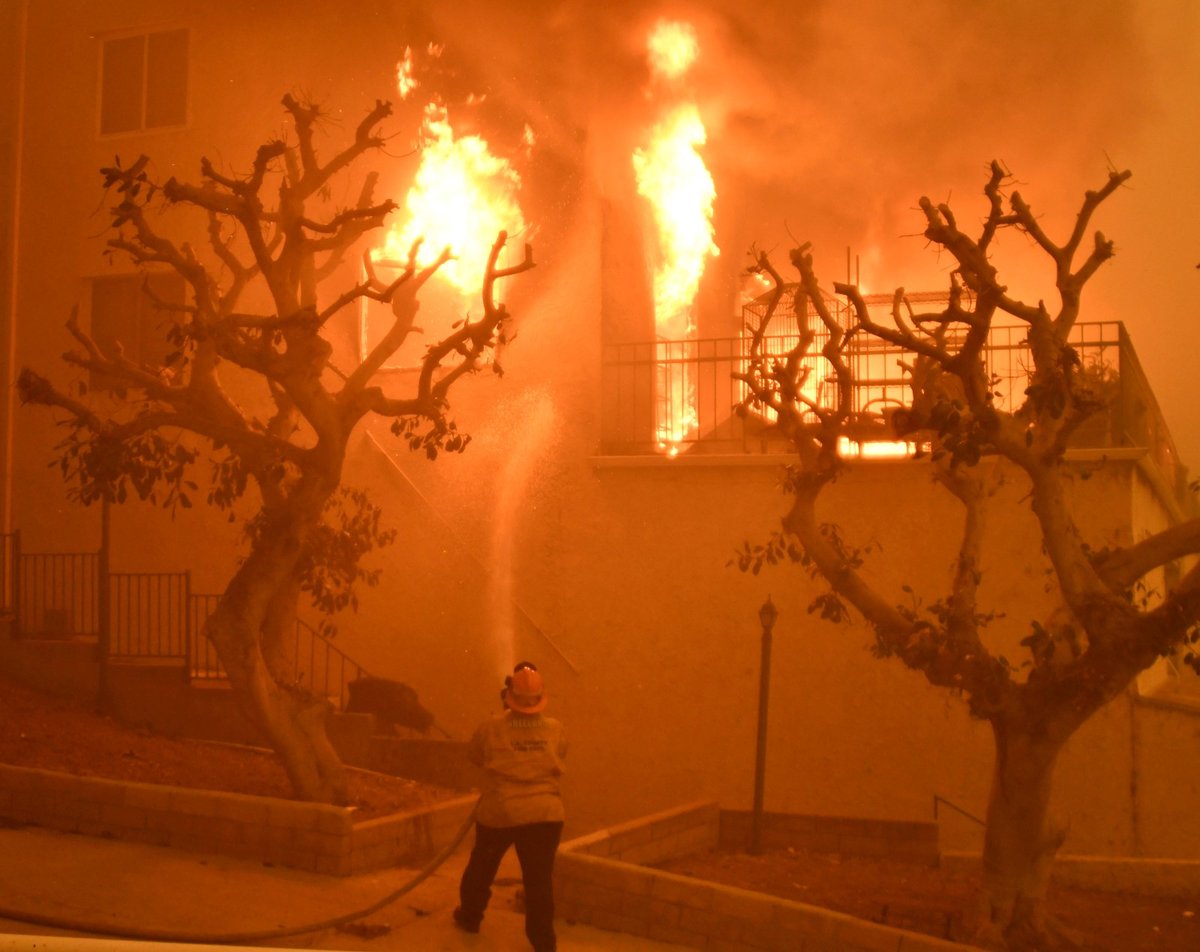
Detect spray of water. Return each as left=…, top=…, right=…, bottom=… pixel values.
left=487, top=390, right=557, bottom=678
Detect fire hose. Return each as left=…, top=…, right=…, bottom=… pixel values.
left=0, top=798, right=480, bottom=946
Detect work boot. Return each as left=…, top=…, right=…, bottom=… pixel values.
left=452, top=906, right=480, bottom=934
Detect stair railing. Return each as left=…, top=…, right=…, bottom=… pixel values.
left=0, top=530, right=370, bottom=712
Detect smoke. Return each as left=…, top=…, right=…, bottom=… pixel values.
left=691, top=0, right=1150, bottom=287
left=397, top=0, right=1155, bottom=289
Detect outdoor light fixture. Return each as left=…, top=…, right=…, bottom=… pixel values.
left=750, top=595, right=779, bottom=855
left=758, top=595, right=778, bottom=633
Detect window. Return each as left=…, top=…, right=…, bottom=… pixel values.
left=89, top=273, right=186, bottom=391
left=357, top=262, right=481, bottom=373
left=100, top=28, right=189, bottom=135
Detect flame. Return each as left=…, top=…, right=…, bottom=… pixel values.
left=634, top=21, right=718, bottom=453
left=396, top=47, right=417, bottom=100
left=837, top=437, right=920, bottom=460
left=633, top=105, right=718, bottom=337
left=647, top=20, right=699, bottom=80
left=378, top=101, right=524, bottom=301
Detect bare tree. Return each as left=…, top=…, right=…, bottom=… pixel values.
left=19, top=95, right=534, bottom=804
left=735, top=162, right=1200, bottom=950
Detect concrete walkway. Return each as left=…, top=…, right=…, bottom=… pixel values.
left=0, top=824, right=683, bottom=951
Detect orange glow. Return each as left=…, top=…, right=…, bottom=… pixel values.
left=634, top=105, right=718, bottom=337
left=635, top=22, right=718, bottom=453
left=378, top=100, right=524, bottom=302
left=647, top=20, right=699, bottom=80
left=837, top=437, right=920, bottom=460
left=396, top=47, right=417, bottom=100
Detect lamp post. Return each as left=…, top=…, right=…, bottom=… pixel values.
left=750, top=595, right=778, bottom=855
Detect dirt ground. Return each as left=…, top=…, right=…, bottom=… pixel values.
left=0, top=671, right=456, bottom=819
left=658, top=847, right=1200, bottom=952
left=3, top=672, right=1197, bottom=950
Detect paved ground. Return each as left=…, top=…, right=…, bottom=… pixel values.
left=0, top=824, right=682, bottom=952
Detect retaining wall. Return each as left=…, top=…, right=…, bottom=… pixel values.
left=718, top=809, right=939, bottom=864
left=0, top=763, right=475, bottom=876
left=942, top=851, right=1200, bottom=900
left=555, top=801, right=972, bottom=952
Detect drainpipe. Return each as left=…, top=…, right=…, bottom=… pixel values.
left=1, top=0, right=30, bottom=534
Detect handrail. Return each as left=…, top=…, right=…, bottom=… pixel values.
left=932, top=794, right=985, bottom=828
left=2, top=537, right=377, bottom=712
left=292, top=616, right=370, bottom=710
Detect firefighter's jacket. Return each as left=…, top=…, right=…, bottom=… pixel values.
left=467, top=710, right=567, bottom=828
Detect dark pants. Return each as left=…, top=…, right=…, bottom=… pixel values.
left=458, top=820, right=563, bottom=952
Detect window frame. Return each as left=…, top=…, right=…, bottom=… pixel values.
left=97, top=24, right=190, bottom=138
left=85, top=270, right=188, bottom=392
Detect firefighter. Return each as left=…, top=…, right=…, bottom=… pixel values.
left=454, top=663, right=566, bottom=952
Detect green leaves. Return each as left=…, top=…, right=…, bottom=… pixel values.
left=293, top=487, right=398, bottom=618
left=389, top=415, right=472, bottom=461
left=728, top=531, right=808, bottom=576
left=51, top=425, right=198, bottom=513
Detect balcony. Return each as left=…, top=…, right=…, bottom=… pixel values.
left=601, top=294, right=1188, bottom=509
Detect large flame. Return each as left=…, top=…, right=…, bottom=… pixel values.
left=633, top=104, right=718, bottom=337
left=633, top=20, right=718, bottom=453
left=377, top=51, right=524, bottom=304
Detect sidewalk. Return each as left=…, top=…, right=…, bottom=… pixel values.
left=0, top=824, right=683, bottom=951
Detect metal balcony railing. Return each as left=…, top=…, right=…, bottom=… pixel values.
left=601, top=318, right=1187, bottom=506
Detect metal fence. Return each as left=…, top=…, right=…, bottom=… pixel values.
left=0, top=546, right=368, bottom=708
left=109, top=571, right=190, bottom=661
left=16, top=549, right=101, bottom=638
left=604, top=318, right=1135, bottom=456
left=189, top=592, right=223, bottom=680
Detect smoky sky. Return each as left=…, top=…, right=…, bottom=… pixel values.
left=404, top=1, right=1150, bottom=261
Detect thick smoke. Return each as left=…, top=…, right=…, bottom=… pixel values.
left=408, top=1, right=1150, bottom=281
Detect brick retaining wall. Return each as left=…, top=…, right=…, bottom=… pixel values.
left=0, top=764, right=475, bottom=876
left=555, top=801, right=972, bottom=952
left=942, top=850, right=1200, bottom=900
left=719, top=809, right=939, bottom=864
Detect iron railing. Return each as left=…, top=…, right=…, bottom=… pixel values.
left=290, top=617, right=369, bottom=709
left=16, top=549, right=101, bottom=638
left=185, top=604, right=368, bottom=707
left=1, top=546, right=369, bottom=708
left=932, top=794, right=985, bottom=828
left=108, top=571, right=190, bottom=662
left=601, top=318, right=1188, bottom=503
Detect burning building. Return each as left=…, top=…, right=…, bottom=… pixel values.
left=0, top=0, right=1198, bottom=861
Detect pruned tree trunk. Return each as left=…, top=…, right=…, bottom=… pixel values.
left=734, top=165, right=1200, bottom=951
left=973, top=722, right=1080, bottom=951
left=206, top=492, right=349, bottom=804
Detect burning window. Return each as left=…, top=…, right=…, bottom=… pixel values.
left=634, top=20, right=719, bottom=456
left=361, top=46, right=526, bottom=373
left=88, top=273, right=185, bottom=391
left=99, top=28, right=189, bottom=135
